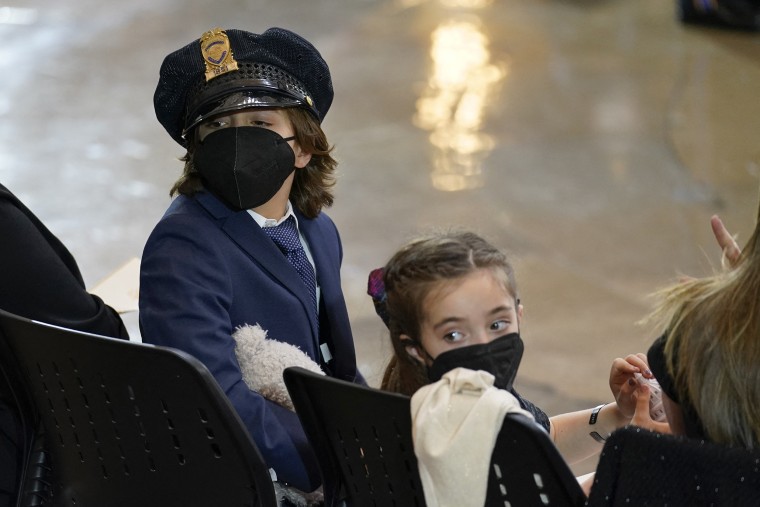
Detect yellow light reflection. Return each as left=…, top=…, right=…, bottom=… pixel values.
left=414, top=18, right=507, bottom=191
left=440, top=0, right=493, bottom=8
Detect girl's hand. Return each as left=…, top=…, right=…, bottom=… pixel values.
left=609, top=353, right=650, bottom=418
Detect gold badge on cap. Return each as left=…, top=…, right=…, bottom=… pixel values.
left=200, top=28, right=239, bottom=81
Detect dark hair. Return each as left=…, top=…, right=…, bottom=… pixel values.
left=169, top=107, right=336, bottom=218
left=379, top=230, right=518, bottom=395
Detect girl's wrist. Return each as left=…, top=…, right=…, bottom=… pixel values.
left=588, top=402, right=628, bottom=443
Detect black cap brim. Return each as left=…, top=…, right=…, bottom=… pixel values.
left=182, top=88, right=310, bottom=140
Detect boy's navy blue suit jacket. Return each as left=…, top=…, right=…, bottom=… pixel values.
left=139, top=190, right=363, bottom=492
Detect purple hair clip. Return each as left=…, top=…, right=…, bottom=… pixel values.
left=367, top=267, right=390, bottom=328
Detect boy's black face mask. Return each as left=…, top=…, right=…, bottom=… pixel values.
left=194, top=127, right=296, bottom=211
left=426, top=332, right=524, bottom=391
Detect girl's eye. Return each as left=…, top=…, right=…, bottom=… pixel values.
left=442, top=331, right=465, bottom=343
left=490, top=320, right=510, bottom=331
left=206, top=120, right=226, bottom=129
left=250, top=120, right=270, bottom=127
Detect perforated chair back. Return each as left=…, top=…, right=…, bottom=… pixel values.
left=586, top=426, right=760, bottom=506
left=283, top=366, right=427, bottom=507
left=0, top=309, right=277, bottom=507
left=0, top=315, right=39, bottom=507
left=486, top=413, right=586, bottom=506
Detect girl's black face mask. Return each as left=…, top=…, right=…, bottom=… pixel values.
left=194, top=127, right=296, bottom=211
left=426, top=332, right=524, bottom=391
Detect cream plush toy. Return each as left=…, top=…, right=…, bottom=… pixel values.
left=232, top=323, right=324, bottom=411
left=232, top=324, right=325, bottom=506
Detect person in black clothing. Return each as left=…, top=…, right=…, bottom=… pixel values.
left=0, top=183, right=128, bottom=337
left=642, top=205, right=760, bottom=448
left=0, top=182, right=128, bottom=506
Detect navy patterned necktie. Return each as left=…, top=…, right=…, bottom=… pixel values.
left=262, top=216, right=318, bottom=323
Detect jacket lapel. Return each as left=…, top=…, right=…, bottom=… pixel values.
left=195, top=192, right=319, bottom=340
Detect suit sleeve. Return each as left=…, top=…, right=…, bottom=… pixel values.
left=138, top=213, right=321, bottom=492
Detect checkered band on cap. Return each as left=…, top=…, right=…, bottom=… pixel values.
left=182, top=62, right=313, bottom=135
left=154, top=27, right=334, bottom=146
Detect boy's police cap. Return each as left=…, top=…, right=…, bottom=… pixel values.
left=154, top=27, right=333, bottom=146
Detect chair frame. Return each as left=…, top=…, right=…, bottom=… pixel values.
left=0, top=309, right=277, bottom=507
left=284, top=366, right=427, bottom=507
left=284, top=365, right=586, bottom=507
left=487, top=412, right=586, bottom=506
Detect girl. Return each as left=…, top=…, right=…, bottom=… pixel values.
left=368, top=230, right=653, bottom=481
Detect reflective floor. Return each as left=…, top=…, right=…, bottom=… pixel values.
left=3, top=0, right=759, bottom=471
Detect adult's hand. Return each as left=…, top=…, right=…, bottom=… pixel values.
left=629, top=384, right=671, bottom=434
left=711, top=214, right=741, bottom=267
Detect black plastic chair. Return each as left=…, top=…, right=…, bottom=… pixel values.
left=586, top=426, right=760, bottom=506
left=284, top=366, right=426, bottom=507
left=284, top=365, right=586, bottom=507
left=487, top=413, right=586, bottom=506
left=0, top=309, right=277, bottom=507
left=0, top=314, right=38, bottom=507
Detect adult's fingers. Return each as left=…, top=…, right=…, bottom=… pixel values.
left=711, top=215, right=741, bottom=267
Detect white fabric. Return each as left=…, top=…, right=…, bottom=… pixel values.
left=410, top=367, right=534, bottom=507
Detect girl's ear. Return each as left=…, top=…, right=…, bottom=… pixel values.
left=517, top=300, right=524, bottom=322
left=400, top=334, right=426, bottom=365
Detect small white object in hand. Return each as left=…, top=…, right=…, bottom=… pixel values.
left=232, top=323, right=324, bottom=410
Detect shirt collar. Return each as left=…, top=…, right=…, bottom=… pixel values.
left=248, top=201, right=299, bottom=230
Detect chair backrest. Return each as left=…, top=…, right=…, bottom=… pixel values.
left=0, top=315, right=38, bottom=507
left=284, top=366, right=586, bottom=507
left=486, top=413, right=586, bottom=506
left=586, top=426, right=760, bottom=507
left=283, top=366, right=427, bottom=507
left=0, top=309, right=277, bottom=507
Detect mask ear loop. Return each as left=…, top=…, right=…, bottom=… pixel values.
left=515, top=297, right=521, bottom=335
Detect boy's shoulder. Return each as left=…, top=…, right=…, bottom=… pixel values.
left=150, top=192, right=226, bottom=239
left=295, top=208, right=338, bottom=235
left=168, top=190, right=225, bottom=215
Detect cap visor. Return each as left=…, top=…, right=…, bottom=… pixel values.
left=183, top=89, right=304, bottom=138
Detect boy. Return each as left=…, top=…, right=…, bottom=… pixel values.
left=141, top=27, right=363, bottom=493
